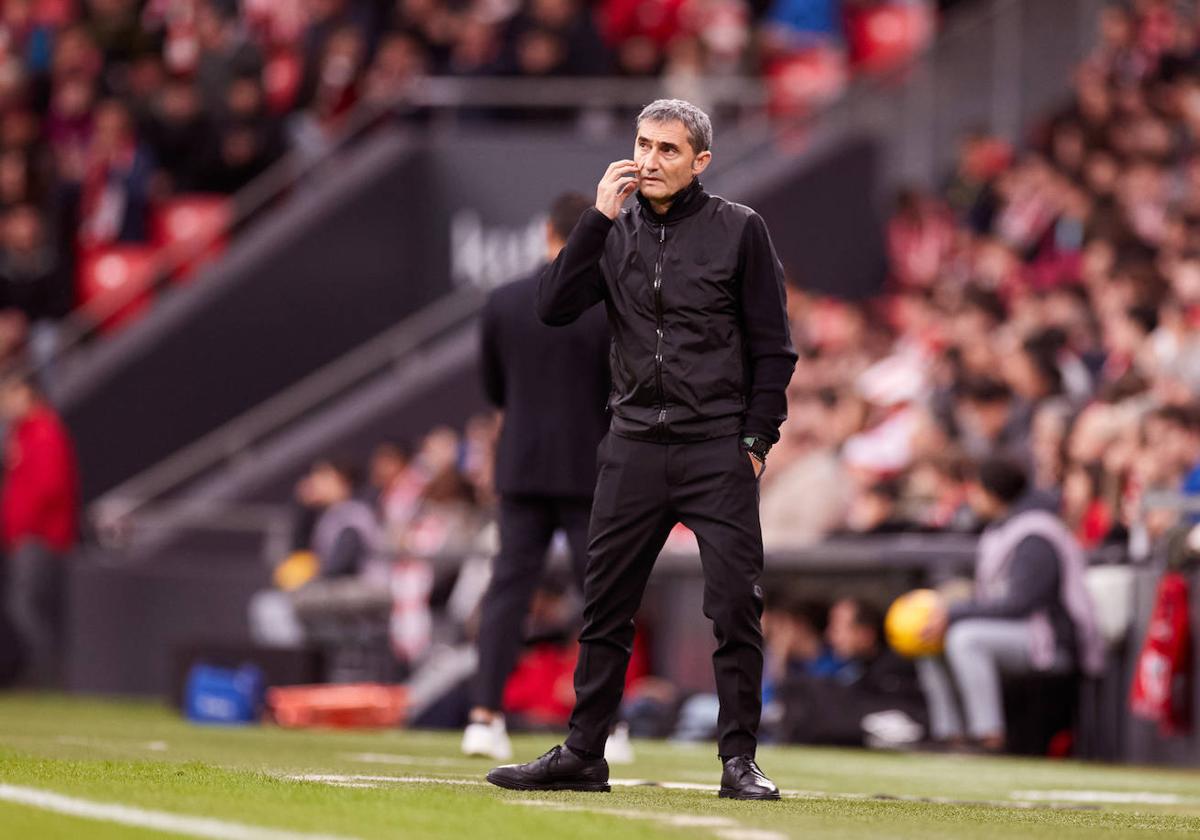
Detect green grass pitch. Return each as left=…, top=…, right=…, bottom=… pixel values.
left=1, top=694, right=1199, bottom=838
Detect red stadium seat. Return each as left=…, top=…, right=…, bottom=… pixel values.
left=846, top=3, right=936, bottom=75
left=77, top=245, right=159, bottom=333
left=151, top=194, right=232, bottom=282
left=34, top=0, right=76, bottom=26
left=765, top=46, right=849, bottom=118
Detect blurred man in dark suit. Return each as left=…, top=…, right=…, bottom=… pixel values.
left=462, top=192, right=610, bottom=761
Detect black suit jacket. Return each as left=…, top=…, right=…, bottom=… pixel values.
left=482, top=267, right=611, bottom=498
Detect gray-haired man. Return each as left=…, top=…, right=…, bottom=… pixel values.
left=486, top=99, right=797, bottom=799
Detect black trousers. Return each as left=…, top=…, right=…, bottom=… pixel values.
left=473, top=494, right=592, bottom=711
left=565, top=432, right=765, bottom=758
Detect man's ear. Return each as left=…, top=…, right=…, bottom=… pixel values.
left=692, top=150, right=712, bottom=175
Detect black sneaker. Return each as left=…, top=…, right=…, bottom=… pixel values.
left=718, top=755, right=780, bottom=800
left=486, top=745, right=611, bottom=793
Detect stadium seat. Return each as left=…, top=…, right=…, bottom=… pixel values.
left=76, top=245, right=160, bottom=333
left=151, top=194, right=232, bottom=283
left=765, top=46, right=849, bottom=117
left=846, top=3, right=936, bottom=74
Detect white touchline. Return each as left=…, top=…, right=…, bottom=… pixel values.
left=1010, top=790, right=1191, bottom=805
left=285, top=774, right=487, bottom=787
left=53, top=736, right=170, bottom=753
left=0, top=783, right=361, bottom=840
left=284, top=773, right=827, bottom=798
left=340, top=753, right=480, bottom=767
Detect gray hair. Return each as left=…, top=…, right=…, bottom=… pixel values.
left=636, top=99, right=712, bottom=154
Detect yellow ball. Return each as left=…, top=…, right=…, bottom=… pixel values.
left=885, top=589, right=945, bottom=658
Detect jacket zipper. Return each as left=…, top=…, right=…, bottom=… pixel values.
left=653, top=223, right=666, bottom=432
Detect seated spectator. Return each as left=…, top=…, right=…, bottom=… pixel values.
left=207, top=74, right=286, bottom=193
left=0, top=205, right=70, bottom=369
left=906, top=451, right=976, bottom=531
left=953, top=377, right=1030, bottom=465
left=519, top=0, right=609, bottom=76
left=400, top=427, right=486, bottom=558
left=360, top=31, right=429, bottom=114
left=46, top=74, right=98, bottom=187
left=249, top=458, right=387, bottom=648
left=144, top=75, right=215, bottom=194
left=840, top=477, right=911, bottom=535
left=763, top=594, right=845, bottom=695
left=776, top=597, right=926, bottom=747
left=367, top=439, right=426, bottom=538
left=886, top=188, right=956, bottom=290
left=76, top=98, right=155, bottom=247
left=1061, top=460, right=1114, bottom=548
left=759, top=387, right=852, bottom=548
left=194, top=0, right=264, bottom=113
left=670, top=592, right=842, bottom=744
left=916, top=457, right=1105, bottom=752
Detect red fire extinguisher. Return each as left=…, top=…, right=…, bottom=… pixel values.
left=1129, top=572, right=1192, bottom=735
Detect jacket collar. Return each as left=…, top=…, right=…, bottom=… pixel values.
left=635, top=177, right=707, bottom=226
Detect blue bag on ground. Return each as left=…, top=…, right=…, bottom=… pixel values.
left=184, top=663, right=265, bottom=724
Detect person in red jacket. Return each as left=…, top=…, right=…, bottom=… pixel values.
left=0, top=373, right=78, bottom=687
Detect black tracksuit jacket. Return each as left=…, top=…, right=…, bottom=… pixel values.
left=536, top=178, right=798, bottom=444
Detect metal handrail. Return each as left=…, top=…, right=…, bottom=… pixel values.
left=91, top=285, right=484, bottom=524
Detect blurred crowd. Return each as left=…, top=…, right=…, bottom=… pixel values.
left=0, top=0, right=935, bottom=371
left=332, top=1, right=1200, bottom=562
left=760, top=0, right=1200, bottom=552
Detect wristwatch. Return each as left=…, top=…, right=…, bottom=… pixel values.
left=741, top=435, right=771, bottom=463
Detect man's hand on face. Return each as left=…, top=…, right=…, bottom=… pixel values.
left=596, top=159, right=640, bottom=220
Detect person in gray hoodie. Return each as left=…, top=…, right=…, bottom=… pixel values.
left=917, top=456, right=1105, bottom=751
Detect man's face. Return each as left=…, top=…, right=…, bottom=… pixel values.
left=634, top=119, right=710, bottom=203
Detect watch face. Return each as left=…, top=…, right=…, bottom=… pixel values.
left=742, top=437, right=768, bottom=458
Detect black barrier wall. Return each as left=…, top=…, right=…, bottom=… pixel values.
left=64, top=131, right=444, bottom=498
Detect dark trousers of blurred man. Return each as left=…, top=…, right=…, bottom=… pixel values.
left=0, top=376, right=79, bottom=688
left=462, top=193, right=611, bottom=762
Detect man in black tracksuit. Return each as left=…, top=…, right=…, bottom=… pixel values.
left=487, top=99, right=797, bottom=800
left=462, top=193, right=610, bottom=762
